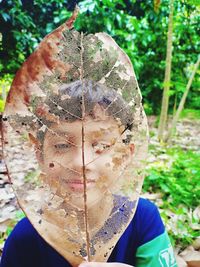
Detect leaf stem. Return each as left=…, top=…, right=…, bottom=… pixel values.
left=80, top=32, right=91, bottom=261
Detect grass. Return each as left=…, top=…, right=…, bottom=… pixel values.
left=143, top=147, right=200, bottom=248
left=180, top=109, right=200, bottom=120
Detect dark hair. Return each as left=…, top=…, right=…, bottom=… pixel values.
left=7, top=80, right=134, bottom=144
left=45, top=80, right=133, bottom=127
left=35, top=80, right=134, bottom=145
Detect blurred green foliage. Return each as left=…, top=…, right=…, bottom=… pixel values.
left=0, top=0, right=199, bottom=114
left=143, top=147, right=200, bottom=247
left=0, top=210, right=25, bottom=249
left=0, top=74, right=13, bottom=112
left=144, top=148, right=200, bottom=207
left=180, top=108, right=200, bottom=120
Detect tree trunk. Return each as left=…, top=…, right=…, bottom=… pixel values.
left=158, top=0, right=174, bottom=141
left=165, top=56, right=200, bottom=142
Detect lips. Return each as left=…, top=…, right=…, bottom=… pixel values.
left=62, top=178, right=95, bottom=192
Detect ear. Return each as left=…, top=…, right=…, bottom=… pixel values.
left=129, top=143, right=135, bottom=155
left=28, top=133, right=44, bottom=165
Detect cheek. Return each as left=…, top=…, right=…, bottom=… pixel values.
left=42, top=153, right=64, bottom=175
left=111, top=153, right=130, bottom=173
left=95, top=154, right=118, bottom=175
left=43, top=163, right=60, bottom=177
left=96, top=153, right=113, bottom=168
left=44, top=148, right=72, bottom=165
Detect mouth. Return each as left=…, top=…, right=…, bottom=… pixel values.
left=62, top=178, right=95, bottom=192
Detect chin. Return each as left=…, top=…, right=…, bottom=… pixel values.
left=68, top=189, right=103, bottom=210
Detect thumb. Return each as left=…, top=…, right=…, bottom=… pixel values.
left=79, top=262, right=134, bottom=267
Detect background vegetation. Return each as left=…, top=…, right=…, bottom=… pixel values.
left=0, top=0, right=199, bottom=252
left=0, top=0, right=199, bottom=114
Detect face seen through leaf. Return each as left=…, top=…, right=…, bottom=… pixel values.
left=40, top=108, right=134, bottom=210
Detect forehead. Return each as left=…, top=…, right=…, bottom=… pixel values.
left=44, top=116, right=122, bottom=140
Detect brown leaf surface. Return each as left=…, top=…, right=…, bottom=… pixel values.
left=2, top=11, right=149, bottom=266
left=180, top=246, right=200, bottom=267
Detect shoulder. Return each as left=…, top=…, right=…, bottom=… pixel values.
left=2, top=217, right=43, bottom=253
left=134, top=197, right=165, bottom=246
left=136, top=197, right=163, bottom=224
left=137, top=197, right=158, bottom=213
left=6, top=217, right=40, bottom=244
left=135, top=199, right=177, bottom=266
left=11, top=216, right=38, bottom=234
left=1, top=218, right=42, bottom=267
left=1, top=218, right=71, bottom=267
left=108, top=198, right=166, bottom=265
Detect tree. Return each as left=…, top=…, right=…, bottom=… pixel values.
left=166, top=56, right=200, bottom=142
left=0, top=0, right=75, bottom=74
left=0, top=0, right=199, bottom=114
left=158, top=0, right=174, bottom=141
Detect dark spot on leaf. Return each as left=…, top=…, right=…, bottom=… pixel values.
left=79, top=248, right=87, bottom=257
left=37, top=208, right=44, bottom=215
left=49, top=163, right=54, bottom=168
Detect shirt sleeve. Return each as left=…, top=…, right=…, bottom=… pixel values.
left=136, top=231, right=177, bottom=267
left=135, top=198, right=177, bottom=267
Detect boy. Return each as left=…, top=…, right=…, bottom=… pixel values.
left=1, top=13, right=177, bottom=267
left=1, top=80, right=177, bottom=267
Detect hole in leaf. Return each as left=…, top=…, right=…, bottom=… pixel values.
left=49, top=163, right=54, bottom=168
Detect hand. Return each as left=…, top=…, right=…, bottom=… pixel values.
left=79, top=262, right=134, bottom=267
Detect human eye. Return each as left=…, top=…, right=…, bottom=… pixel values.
left=54, top=143, right=72, bottom=151
left=92, top=141, right=111, bottom=154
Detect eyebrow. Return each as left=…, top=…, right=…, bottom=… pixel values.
left=50, top=130, right=73, bottom=138
left=90, top=130, right=114, bottom=138
left=88, top=126, right=119, bottom=134
left=46, top=130, right=77, bottom=146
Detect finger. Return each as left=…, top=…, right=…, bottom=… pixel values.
left=79, top=262, right=134, bottom=267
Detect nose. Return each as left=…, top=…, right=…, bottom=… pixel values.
left=72, top=144, right=95, bottom=171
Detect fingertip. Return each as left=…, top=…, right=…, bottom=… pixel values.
left=79, top=262, right=89, bottom=267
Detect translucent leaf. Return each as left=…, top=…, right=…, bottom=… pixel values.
left=2, top=11, right=148, bottom=266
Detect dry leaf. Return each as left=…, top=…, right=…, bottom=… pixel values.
left=2, top=10, right=148, bottom=267
left=180, top=246, right=200, bottom=267
left=176, top=255, right=187, bottom=267
left=192, top=237, right=200, bottom=250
